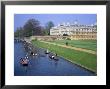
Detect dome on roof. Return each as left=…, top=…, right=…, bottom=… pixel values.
left=74, top=20, right=78, bottom=25
left=90, top=23, right=93, bottom=26
left=58, top=23, right=60, bottom=26
left=67, top=22, right=70, bottom=26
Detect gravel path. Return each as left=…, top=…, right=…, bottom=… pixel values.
left=40, top=41, right=96, bottom=55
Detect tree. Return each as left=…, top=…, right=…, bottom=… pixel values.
left=45, top=21, right=54, bottom=35
left=14, top=19, right=54, bottom=37
left=14, top=27, right=23, bottom=37
left=65, top=42, right=68, bottom=46
left=23, top=19, right=43, bottom=37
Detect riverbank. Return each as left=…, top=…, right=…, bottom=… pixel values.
left=31, top=40, right=97, bottom=73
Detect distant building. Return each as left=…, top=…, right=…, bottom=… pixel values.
left=50, top=21, right=97, bottom=40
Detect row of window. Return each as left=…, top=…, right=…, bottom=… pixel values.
left=50, top=31, right=97, bottom=34
left=74, top=35, right=97, bottom=38
left=51, top=28, right=97, bottom=32
left=75, top=32, right=96, bottom=34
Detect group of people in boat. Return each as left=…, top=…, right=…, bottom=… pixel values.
left=30, top=51, right=37, bottom=56
left=45, top=49, right=59, bottom=61
left=20, top=52, right=38, bottom=66
left=20, top=50, right=38, bottom=66
left=20, top=57, right=29, bottom=66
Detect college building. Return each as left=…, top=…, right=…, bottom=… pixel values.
left=50, top=21, right=97, bottom=40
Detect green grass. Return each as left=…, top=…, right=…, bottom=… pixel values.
left=48, top=40, right=97, bottom=51
left=32, top=40, right=97, bottom=73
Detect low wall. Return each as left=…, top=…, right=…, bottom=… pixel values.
left=30, top=35, right=97, bottom=41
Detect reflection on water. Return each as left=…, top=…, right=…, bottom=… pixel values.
left=14, top=42, right=96, bottom=76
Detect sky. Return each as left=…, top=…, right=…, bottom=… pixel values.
left=14, top=14, right=97, bottom=31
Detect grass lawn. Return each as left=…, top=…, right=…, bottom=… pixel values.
left=48, top=40, right=97, bottom=51
left=32, top=40, right=97, bottom=73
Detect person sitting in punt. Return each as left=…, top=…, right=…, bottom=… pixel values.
left=45, top=49, right=49, bottom=54
left=51, top=55, right=55, bottom=59
left=49, top=53, right=55, bottom=59
left=53, top=53, right=59, bottom=61
left=30, top=51, right=34, bottom=55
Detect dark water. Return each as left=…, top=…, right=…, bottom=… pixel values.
left=14, top=42, right=95, bottom=76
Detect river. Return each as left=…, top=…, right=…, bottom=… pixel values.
left=14, top=42, right=95, bottom=76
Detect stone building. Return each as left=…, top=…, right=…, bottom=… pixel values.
left=50, top=21, right=97, bottom=40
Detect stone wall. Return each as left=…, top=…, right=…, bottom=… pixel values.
left=30, top=35, right=97, bottom=41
